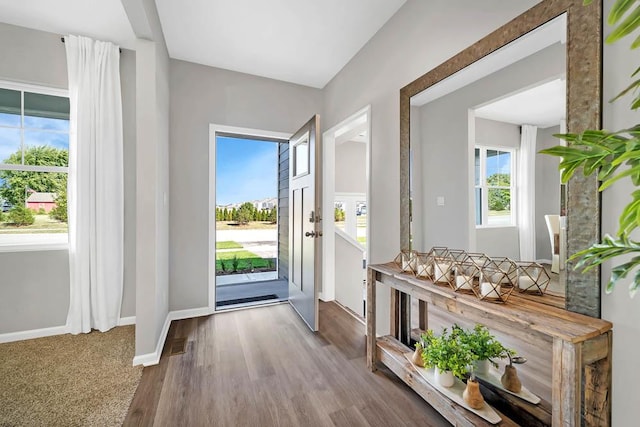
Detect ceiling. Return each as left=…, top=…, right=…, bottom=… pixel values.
left=474, top=78, right=566, bottom=128
left=0, top=0, right=406, bottom=89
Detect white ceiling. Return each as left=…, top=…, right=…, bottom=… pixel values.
left=0, top=0, right=405, bottom=88
left=474, top=78, right=566, bottom=128
left=0, top=0, right=137, bottom=49
left=154, top=0, right=406, bottom=88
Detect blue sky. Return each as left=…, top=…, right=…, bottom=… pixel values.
left=216, top=136, right=278, bottom=205
left=0, top=113, right=69, bottom=163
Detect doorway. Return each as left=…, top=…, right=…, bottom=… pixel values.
left=321, top=106, right=371, bottom=317
left=209, top=125, right=290, bottom=310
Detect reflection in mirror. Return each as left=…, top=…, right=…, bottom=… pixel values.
left=409, top=14, right=567, bottom=296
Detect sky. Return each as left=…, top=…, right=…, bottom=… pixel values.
left=216, top=136, right=278, bottom=205
left=0, top=113, right=69, bottom=163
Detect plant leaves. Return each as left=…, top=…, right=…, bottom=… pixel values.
left=606, top=4, right=640, bottom=44
left=608, top=0, right=637, bottom=25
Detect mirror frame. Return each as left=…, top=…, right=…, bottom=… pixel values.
left=400, top=0, right=602, bottom=317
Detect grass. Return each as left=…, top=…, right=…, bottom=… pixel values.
left=0, top=214, right=68, bottom=234
left=215, top=249, right=275, bottom=272
left=216, top=241, right=243, bottom=250
left=215, top=221, right=277, bottom=230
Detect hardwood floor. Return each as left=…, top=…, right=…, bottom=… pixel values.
left=124, top=301, right=449, bottom=427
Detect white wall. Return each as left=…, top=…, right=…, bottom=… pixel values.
left=601, top=0, right=640, bottom=422
left=0, top=22, right=137, bottom=335
left=335, top=141, right=367, bottom=194
left=168, top=60, right=323, bottom=311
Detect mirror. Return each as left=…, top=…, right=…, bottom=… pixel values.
left=400, top=0, right=602, bottom=317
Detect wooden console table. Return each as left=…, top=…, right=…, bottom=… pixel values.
left=366, top=262, right=612, bottom=427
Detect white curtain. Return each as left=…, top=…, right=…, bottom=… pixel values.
left=65, top=35, right=124, bottom=334
left=518, top=125, right=537, bottom=261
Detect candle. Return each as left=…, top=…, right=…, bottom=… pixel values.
left=416, top=261, right=431, bottom=278
left=434, top=261, right=451, bottom=282
left=456, top=275, right=472, bottom=290
left=481, top=282, right=501, bottom=299
left=518, top=275, right=535, bottom=290
left=401, top=253, right=415, bottom=272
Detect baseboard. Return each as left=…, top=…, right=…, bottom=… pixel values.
left=132, top=307, right=213, bottom=367
left=0, top=324, right=69, bottom=344
left=118, top=316, right=136, bottom=326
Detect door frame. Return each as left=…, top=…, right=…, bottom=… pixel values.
left=208, top=124, right=290, bottom=311
left=321, top=105, right=371, bottom=302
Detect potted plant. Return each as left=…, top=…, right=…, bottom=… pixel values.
left=412, top=329, right=435, bottom=367
left=457, top=324, right=514, bottom=375
left=421, top=328, right=473, bottom=387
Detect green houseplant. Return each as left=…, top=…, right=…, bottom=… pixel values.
left=540, top=0, right=640, bottom=296
left=456, top=324, right=514, bottom=374
left=421, top=327, right=474, bottom=387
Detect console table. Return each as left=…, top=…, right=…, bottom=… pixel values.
left=366, top=262, right=612, bottom=426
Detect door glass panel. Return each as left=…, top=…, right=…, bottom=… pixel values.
left=294, top=139, right=309, bottom=177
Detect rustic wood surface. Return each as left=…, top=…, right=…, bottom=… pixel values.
left=124, top=301, right=449, bottom=426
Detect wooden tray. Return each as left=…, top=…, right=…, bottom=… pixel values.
left=475, top=368, right=541, bottom=405
left=404, top=353, right=501, bottom=425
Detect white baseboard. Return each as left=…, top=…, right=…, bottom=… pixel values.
left=132, top=307, right=213, bottom=367
left=118, top=316, right=136, bottom=326
left=0, top=324, right=69, bottom=344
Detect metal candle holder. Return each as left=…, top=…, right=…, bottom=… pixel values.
left=514, top=261, right=551, bottom=295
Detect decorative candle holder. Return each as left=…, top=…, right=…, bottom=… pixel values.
left=465, top=252, right=491, bottom=272
left=515, top=262, right=550, bottom=295
left=394, top=250, right=417, bottom=274
left=414, top=252, right=433, bottom=279
left=452, top=261, right=480, bottom=296
left=447, top=249, right=468, bottom=264
left=492, top=257, right=517, bottom=286
left=478, top=262, right=514, bottom=303
left=429, top=247, right=454, bottom=286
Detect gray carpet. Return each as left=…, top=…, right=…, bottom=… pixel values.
left=0, top=325, right=142, bottom=427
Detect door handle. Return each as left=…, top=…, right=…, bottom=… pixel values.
left=305, top=231, right=316, bottom=237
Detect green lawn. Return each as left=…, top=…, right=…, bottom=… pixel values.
left=215, top=221, right=277, bottom=230
left=216, top=249, right=275, bottom=272
left=0, top=214, right=67, bottom=234
left=216, top=240, right=243, bottom=250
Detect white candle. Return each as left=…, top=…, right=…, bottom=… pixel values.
left=456, top=274, right=472, bottom=290
left=416, top=261, right=430, bottom=278
left=434, top=262, right=451, bottom=282
left=518, top=275, right=535, bottom=290
left=481, top=282, right=501, bottom=299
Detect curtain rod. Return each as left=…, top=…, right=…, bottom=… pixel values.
left=60, top=37, right=122, bottom=53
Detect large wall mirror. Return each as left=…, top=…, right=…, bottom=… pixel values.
left=400, top=0, right=602, bottom=317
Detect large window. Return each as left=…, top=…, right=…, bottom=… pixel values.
left=0, top=82, right=69, bottom=249
left=475, top=146, right=515, bottom=227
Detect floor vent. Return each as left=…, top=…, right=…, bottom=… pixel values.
left=217, top=294, right=279, bottom=307
left=169, top=337, right=187, bottom=356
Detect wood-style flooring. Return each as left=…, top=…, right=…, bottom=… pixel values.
left=124, top=301, right=449, bottom=427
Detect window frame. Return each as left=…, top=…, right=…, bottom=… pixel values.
left=474, top=145, right=516, bottom=228
left=0, top=80, right=70, bottom=252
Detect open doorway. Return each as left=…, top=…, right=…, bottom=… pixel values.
left=210, top=126, right=290, bottom=310
left=322, top=106, right=371, bottom=317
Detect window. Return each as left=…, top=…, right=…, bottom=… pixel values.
left=0, top=82, right=69, bottom=249
left=475, top=146, right=515, bottom=227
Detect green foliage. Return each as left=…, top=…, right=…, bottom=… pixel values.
left=420, top=327, right=473, bottom=380
left=0, top=211, right=5, bottom=223
left=267, top=207, right=277, bottom=223
left=7, top=206, right=35, bottom=226
left=456, top=324, right=513, bottom=367
left=0, top=146, right=68, bottom=206
left=49, top=189, right=67, bottom=223
left=540, top=0, right=640, bottom=296
left=486, top=173, right=511, bottom=211
left=334, top=207, right=345, bottom=222
left=216, top=240, right=243, bottom=250
left=231, top=255, right=240, bottom=272
left=236, top=202, right=255, bottom=225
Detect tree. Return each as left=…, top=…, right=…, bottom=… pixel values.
left=267, top=206, right=277, bottom=223
left=0, top=146, right=68, bottom=206
left=49, top=190, right=67, bottom=222
left=486, top=173, right=510, bottom=212
left=8, top=206, right=35, bottom=226
left=335, top=207, right=345, bottom=222
left=231, top=207, right=238, bottom=221
left=236, top=202, right=254, bottom=225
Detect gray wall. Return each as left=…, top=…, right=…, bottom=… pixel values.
left=0, top=23, right=136, bottom=335
left=169, top=60, right=323, bottom=311
left=335, top=141, right=367, bottom=194
left=535, top=125, right=561, bottom=261
left=417, top=43, right=564, bottom=252
left=474, top=118, right=520, bottom=259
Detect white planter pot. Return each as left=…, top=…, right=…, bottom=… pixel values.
left=435, top=368, right=455, bottom=388
left=473, top=359, right=491, bottom=375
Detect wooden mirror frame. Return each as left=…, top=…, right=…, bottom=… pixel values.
left=400, top=0, right=602, bottom=317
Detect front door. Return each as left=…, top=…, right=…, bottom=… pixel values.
left=289, top=115, right=321, bottom=331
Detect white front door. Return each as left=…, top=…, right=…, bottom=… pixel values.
left=289, top=115, right=321, bottom=331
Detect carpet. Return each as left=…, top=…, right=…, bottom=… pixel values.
left=0, top=325, right=142, bottom=427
